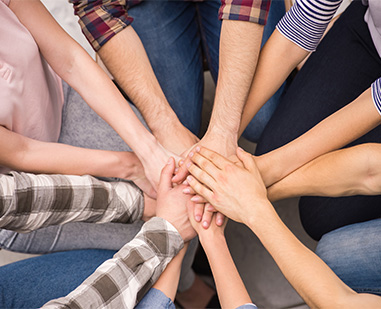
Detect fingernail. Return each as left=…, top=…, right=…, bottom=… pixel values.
left=183, top=188, right=190, bottom=194
left=195, top=146, right=200, bottom=152
left=189, top=152, right=194, bottom=158
left=182, top=180, right=188, bottom=185
left=191, top=196, right=199, bottom=202
left=167, top=158, right=172, bottom=164
left=186, top=162, right=191, bottom=168
left=195, top=215, right=202, bottom=222
left=175, top=168, right=179, bottom=173
left=202, top=221, right=209, bottom=228
left=217, top=219, right=224, bottom=226
left=187, top=176, right=193, bottom=182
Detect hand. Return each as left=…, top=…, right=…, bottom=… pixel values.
left=187, top=201, right=227, bottom=244
left=185, top=147, right=268, bottom=224
left=156, top=157, right=196, bottom=242
left=172, top=131, right=237, bottom=184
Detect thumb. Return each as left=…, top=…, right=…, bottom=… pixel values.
left=159, top=157, right=175, bottom=192
left=236, top=147, right=256, bottom=171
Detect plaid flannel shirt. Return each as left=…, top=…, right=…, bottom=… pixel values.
left=0, top=172, right=183, bottom=308
left=69, top=0, right=272, bottom=51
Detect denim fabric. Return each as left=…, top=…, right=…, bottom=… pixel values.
left=135, top=288, right=176, bottom=309
left=129, top=0, right=285, bottom=141
left=255, top=1, right=381, bottom=240
left=0, top=249, right=116, bottom=308
left=316, top=219, right=381, bottom=296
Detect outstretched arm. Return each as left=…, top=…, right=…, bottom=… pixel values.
left=187, top=203, right=254, bottom=309
left=9, top=0, right=177, bottom=189
left=70, top=0, right=198, bottom=156
left=185, top=147, right=381, bottom=308
left=267, top=143, right=381, bottom=201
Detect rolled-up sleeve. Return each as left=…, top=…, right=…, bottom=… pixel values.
left=372, top=77, right=381, bottom=116
left=276, top=0, right=343, bottom=52
left=70, top=0, right=135, bottom=51
left=219, top=0, right=271, bottom=25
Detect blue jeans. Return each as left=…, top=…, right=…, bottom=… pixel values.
left=316, top=218, right=381, bottom=296
left=129, top=0, right=285, bottom=141
left=0, top=249, right=116, bottom=308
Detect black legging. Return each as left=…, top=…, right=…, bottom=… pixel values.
left=255, top=1, right=381, bottom=241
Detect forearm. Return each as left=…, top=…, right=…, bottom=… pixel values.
left=258, top=88, right=381, bottom=186
left=239, top=30, right=308, bottom=135
left=201, top=234, right=252, bottom=309
left=268, top=144, right=381, bottom=201
left=97, top=26, right=184, bottom=143
left=208, top=20, right=264, bottom=143
left=0, top=127, right=139, bottom=179
left=246, top=202, right=360, bottom=308
left=0, top=171, right=143, bottom=233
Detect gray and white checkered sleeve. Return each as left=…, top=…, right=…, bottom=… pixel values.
left=43, top=217, right=184, bottom=309
left=0, top=171, right=144, bottom=232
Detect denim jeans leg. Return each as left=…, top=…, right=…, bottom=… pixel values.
left=316, top=219, right=381, bottom=296
left=0, top=249, right=116, bottom=308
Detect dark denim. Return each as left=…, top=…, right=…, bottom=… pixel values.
left=255, top=1, right=381, bottom=240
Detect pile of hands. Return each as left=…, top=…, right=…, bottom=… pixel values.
left=142, top=130, right=272, bottom=243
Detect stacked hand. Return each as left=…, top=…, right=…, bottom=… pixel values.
left=183, top=147, right=269, bottom=225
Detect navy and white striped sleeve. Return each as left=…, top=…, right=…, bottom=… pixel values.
left=276, top=0, right=343, bottom=52
left=372, top=77, right=381, bottom=116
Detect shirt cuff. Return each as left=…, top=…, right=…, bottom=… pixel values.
left=70, top=0, right=133, bottom=51
left=371, top=77, right=381, bottom=116
left=219, top=0, right=271, bottom=25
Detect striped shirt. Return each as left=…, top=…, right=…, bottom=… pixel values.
left=0, top=172, right=183, bottom=308
left=276, top=0, right=381, bottom=116
left=69, top=0, right=272, bottom=51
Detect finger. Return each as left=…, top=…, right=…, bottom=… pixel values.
left=188, top=163, right=217, bottom=191
left=159, top=157, right=175, bottom=192
left=190, top=194, right=208, bottom=204
left=172, top=157, right=191, bottom=183
left=186, top=175, right=214, bottom=204
left=205, top=203, right=217, bottom=212
left=215, top=212, right=225, bottom=226
left=201, top=204, right=214, bottom=229
left=196, top=147, right=232, bottom=170
left=194, top=203, right=205, bottom=222
left=182, top=185, right=196, bottom=195
left=236, top=147, right=256, bottom=171
left=191, top=152, right=221, bottom=181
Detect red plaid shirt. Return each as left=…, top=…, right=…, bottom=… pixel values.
left=69, top=0, right=271, bottom=51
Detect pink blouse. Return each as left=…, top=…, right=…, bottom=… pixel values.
left=0, top=0, right=64, bottom=173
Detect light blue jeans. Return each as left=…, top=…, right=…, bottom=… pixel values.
left=316, top=218, right=381, bottom=295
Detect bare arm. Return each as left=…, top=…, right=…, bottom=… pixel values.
left=185, top=147, right=381, bottom=308
left=97, top=26, right=198, bottom=155
left=10, top=0, right=176, bottom=188
left=187, top=204, right=253, bottom=309
left=239, top=30, right=308, bottom=134
left=257, top=88, right=381, bottom=186
left=268, top=143, right=381, bottom=201
left=174, top=20, right=264, bottom=180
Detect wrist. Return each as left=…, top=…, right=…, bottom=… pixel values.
left=199, top=231, right=226, bottom=249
